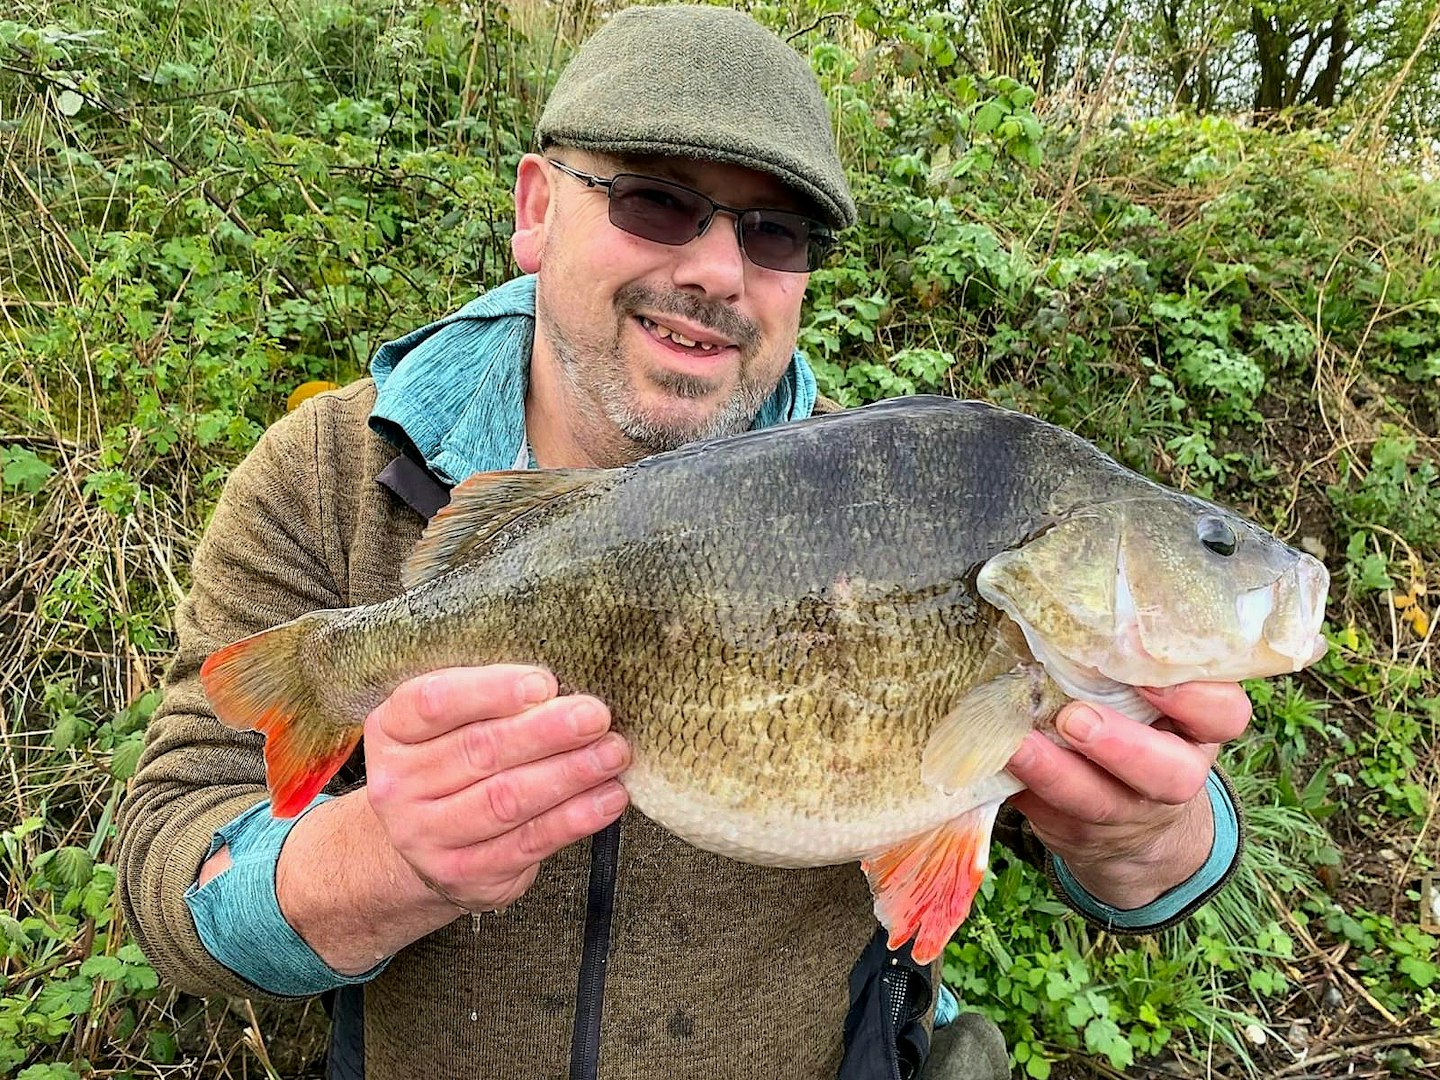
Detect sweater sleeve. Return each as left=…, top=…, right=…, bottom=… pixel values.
left=116, top=396, right=355, bottom=1001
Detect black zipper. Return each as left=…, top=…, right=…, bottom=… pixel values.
left=569, top=819, right=621, bottom=1080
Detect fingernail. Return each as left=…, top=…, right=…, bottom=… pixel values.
left=570, top=700, right=607, bottom=737
left=519, top=671, right=554, bottom=705
left=1060, top=705, right=1100, bottom=743
left=595, top=782, right=628, bottom=816
left=592, top=734, right=628, bottom=771
left=418, top=674, right=446, bottom=716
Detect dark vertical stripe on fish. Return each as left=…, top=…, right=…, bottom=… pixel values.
left=570, top=820, right=621, bottom=1080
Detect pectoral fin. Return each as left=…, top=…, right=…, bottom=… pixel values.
left=920, top=666, right=1068, bottom=794
left=862, top=802, right=1001, bottom=965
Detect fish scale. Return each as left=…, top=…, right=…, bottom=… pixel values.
left=201, top=396, right=1329, bottom=963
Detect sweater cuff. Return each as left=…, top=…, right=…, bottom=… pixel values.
left=1048, top=769, right=1242, bottom=933
left=184, top=797, right=391, bottom=997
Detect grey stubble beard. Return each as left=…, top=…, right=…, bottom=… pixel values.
left=535, top=277, right=779, bottom=457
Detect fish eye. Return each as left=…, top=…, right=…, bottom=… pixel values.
left=1197, top=515, right=1237, bottom=557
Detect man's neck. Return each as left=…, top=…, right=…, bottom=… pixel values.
left=524, top=345, right=635, bottom=470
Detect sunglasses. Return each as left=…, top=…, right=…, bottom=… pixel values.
left=546, top=159, right=835, bottom=273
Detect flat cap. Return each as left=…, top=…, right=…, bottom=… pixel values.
left=537, top=4, right=855, bottom=229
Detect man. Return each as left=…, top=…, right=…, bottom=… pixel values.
left=117, top=7, right=1250, bottom=1079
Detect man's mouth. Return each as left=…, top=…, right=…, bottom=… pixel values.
left=637, top=315, right=734, bottom=355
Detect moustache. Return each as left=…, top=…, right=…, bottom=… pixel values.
left=615, top=282, right=761, bottom=353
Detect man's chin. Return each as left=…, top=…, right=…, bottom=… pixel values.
left=614, top=383, right=756, bottom=453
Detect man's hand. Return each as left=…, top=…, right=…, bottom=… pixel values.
left=364, top=665, right=631, bottom=914
left=264, top=665, right=628, bottom=974
left=1004, top=682, right=1251, bottom=910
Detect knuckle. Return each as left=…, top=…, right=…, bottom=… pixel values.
left=512, top=816, right=555, bottom=863
left=1145, top=769, right=1203, bottom=806
left=460, top=722, right=501, bottom=777
left=483, top=775, right=523, bottom=828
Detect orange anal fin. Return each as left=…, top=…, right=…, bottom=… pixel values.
left=861, top=803, right=1000, bottom=965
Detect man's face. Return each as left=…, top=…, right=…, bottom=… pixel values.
left=521, top=151, right=812, bottom=458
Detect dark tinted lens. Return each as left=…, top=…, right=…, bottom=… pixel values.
left=607, top=175, right=709, bottom=245
left=741, top=211, right=831, bottom=272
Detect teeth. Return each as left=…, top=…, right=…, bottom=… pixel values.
left=640, top=315, right=717, bottom=351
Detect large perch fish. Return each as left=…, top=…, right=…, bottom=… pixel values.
left=201, top=397, right=1328, bottom=963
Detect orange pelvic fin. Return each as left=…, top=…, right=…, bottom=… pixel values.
left=199, top=612, right=359, bottom=818
left=861, top=802, right=1001, bottom=965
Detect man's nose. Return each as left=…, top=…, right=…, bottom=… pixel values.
left=671, top=211, right=747, bottom=300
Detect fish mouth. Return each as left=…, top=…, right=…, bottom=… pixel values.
left=1243, top=553, right=1330, bottom=670
left=1112, top=548, right=1330, bottom=679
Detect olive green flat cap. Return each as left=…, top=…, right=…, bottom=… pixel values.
left=537, top=4, right=855, bottom=229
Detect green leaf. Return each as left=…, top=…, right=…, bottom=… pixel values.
left=56, top=88, right=84, bottom=117
left=19, top=1065, right=82, bottom=1080
left=973, top=100, right=1005, bottom=134
left=1398, top=955, right=1437, bottom=988
left=2, top=447, right=54, bottom=493
left=149, top=1029, right=179, bottom=1064
left=110, top=734, right=144, bottom=780
left=51, top=845, right=95, bottom=889
left=0, top=911, right=30, bottom=953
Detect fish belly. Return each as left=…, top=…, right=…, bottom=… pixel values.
left=622, top=757, right=1025, bottom=867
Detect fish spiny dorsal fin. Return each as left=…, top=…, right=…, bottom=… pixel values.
left=401, top=468, right=620, bottom=590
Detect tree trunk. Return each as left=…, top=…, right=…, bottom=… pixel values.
left=1306, top=2, right=1349, bottom=107
left=1251, top=6, right=1291, bottom=112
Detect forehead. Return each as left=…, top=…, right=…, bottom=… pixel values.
left=579, top=150, right=813, bottom=215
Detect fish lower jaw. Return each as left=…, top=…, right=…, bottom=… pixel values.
left=622, top=762, right=1022, bottom=867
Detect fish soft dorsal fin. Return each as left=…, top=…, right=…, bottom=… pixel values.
left=401, top=468, right=619, bottom=590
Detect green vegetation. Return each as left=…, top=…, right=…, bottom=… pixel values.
left=2, top=0, right=1437, bottom=1076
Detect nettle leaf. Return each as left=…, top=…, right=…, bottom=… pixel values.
left=50, top=846, right=95, bottom=889
left=110, top=735, right=144, bottom=780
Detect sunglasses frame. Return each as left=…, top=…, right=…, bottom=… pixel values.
left=545, top=158, right=835, bottom=273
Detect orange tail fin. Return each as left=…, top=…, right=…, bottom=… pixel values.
left=861, top=803, right=1000, bottom=965
left=200, top=612, right=361, bottom=818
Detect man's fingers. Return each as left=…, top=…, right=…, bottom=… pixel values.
left=1006, top=732, right=1148, bottom=827
left=377, top=666, right=559, bottom=742
left=1049, top=703, right=1217, bottom=805
left=378, top=695, right=613, bottom=800
left=430, top=781, right=629, bottom=898
left=1139, top=681, right=1252, bottom=743
left=397, top=734, right=631, bottom=849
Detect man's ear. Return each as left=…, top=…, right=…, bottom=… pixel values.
left=512, top=153, right=552, bottom=273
